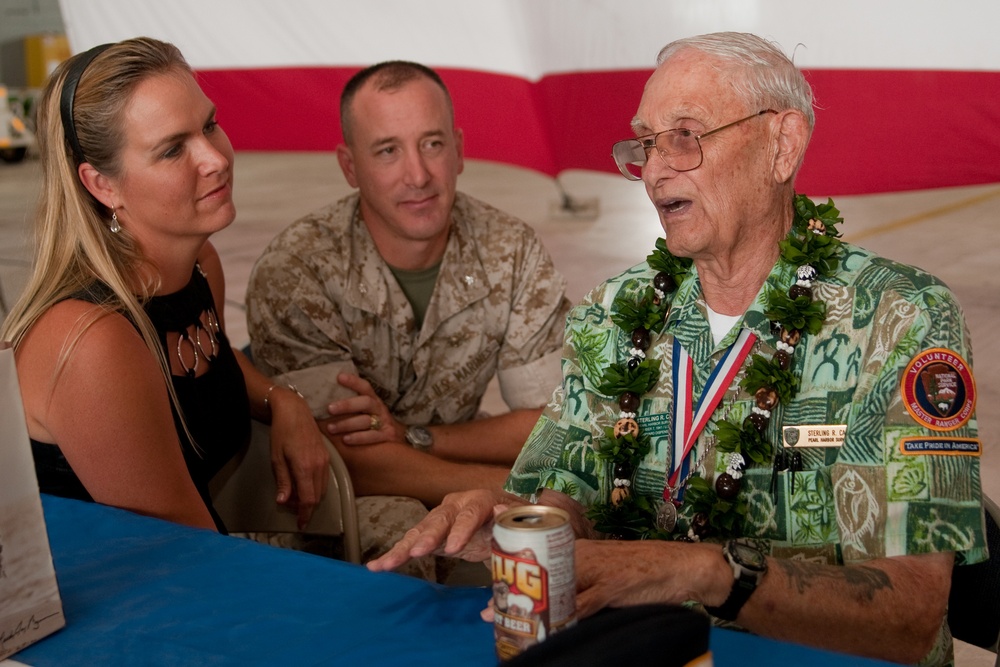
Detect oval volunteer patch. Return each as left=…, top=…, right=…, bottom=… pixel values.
left=901, top=348, right=976, bottom=430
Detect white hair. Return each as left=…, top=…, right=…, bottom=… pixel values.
left=657, top=31, right=815, bottom=129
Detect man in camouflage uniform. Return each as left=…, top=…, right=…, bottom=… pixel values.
left=245, top=61, right=570, bottom=580
left=370, top=33, right=986, bottom=664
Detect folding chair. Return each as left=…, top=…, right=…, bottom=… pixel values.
left=948, top=493, right=1000, bottom=666
left=0, top=274, right=8, bottom=320
left=209, top=420, right=361, bottom=564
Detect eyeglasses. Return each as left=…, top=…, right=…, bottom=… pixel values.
left=611, top=109, right=778, bottom=180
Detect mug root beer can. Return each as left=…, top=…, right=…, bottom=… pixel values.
left=491, top=505, right=576, bottom=661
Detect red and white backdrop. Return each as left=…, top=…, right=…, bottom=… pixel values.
left=59, top=0, right=1000, bottom=195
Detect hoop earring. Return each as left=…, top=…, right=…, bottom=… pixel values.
left=110, top=208, right=121, bottom=234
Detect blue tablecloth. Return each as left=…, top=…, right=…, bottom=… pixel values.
left=16, top=495, right=893, bottom=666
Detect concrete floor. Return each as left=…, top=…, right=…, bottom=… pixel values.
left=2, top=153, right=997, bottom=665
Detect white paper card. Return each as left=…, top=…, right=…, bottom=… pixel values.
left=0, top=345, right=65, bottom=660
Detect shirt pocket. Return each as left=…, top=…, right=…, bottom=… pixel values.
left=741, top=448, right=840, bottom=548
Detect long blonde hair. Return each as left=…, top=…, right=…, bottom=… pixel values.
left=1, top=37, right=197, bottom=444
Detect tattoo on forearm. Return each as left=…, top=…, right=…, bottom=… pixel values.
left=776, top=560, right=893, bottom=601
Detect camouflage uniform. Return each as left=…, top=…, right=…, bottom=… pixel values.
left=233, top=497, right=444, bottom=580
left=507, top=241, right=985, bottom=667
left=246, top=192, right=570, bottom=579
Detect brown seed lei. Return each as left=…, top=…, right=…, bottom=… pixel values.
left=586, top=194, right=844, bottom=541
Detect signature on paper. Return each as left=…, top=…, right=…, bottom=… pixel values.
left=0, top=612, right=62, bottom=651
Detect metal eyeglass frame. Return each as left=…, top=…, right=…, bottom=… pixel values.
left=611, top=109, right=778, bottom=180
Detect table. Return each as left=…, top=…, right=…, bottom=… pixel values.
left=12, top=496, right=894, bottom=666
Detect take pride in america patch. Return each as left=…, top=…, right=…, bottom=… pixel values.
left=899, top=436, right=981, bottom=456
left=901, top=348, right=976, bottom=431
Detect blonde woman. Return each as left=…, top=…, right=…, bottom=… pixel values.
left=1, top=37, right=329, bottom=531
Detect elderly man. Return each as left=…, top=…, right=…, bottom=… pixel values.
left=369, top=32, right=985, bottom=664
left=246, top=61, right=570, bottom=578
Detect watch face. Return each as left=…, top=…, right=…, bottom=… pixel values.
left=731, top=541, right=767, bottom=570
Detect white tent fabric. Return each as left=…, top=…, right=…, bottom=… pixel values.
left=55, top=1, right=1000, bottom=194
left=58, top=0, right=1000, bottom=74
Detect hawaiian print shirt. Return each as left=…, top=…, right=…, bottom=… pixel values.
left=506, top=241, right=985, bottom=666
left=246, top=192, right=571, bottom=424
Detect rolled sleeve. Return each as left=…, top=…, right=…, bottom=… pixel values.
left=273, top=362, right=359, bottom=419
left=497, top=349, right=562, bottom=409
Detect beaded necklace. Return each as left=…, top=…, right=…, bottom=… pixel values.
left=587, top=194, right=843, bottom=541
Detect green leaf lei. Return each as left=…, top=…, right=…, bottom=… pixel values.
left=586, top=194, right=843, bottom=541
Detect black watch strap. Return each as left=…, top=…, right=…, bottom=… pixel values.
left=704, top=574, right=757, bottom=621
left=704, top=539, right=767, bottom=622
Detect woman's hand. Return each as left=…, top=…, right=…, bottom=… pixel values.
left=267, top=386, right=330, bottom=530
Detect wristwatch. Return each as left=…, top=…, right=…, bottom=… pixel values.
left=405, top=425, right=434, bottom=452
left=704, top=538, right=768, bottom=622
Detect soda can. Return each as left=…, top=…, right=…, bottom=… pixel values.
left=491, top=505, right=576, bottom=660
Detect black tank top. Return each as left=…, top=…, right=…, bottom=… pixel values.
left=30, top=267, right=250, bottom=532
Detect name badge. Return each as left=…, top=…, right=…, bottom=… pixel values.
left=782, top=424, right=846, bottom=448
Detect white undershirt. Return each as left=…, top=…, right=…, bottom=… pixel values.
left=705, top=305, right=743, bottom=347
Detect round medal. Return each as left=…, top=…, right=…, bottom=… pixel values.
left=655, top=501, right=677, bottom=533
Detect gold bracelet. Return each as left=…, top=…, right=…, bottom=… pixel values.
left=263, top=383, right=304, bottom=411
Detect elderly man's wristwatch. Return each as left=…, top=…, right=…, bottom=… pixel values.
left=704, top=538, right=768, bottom=622
left=405, top=426, right=434, bottom=452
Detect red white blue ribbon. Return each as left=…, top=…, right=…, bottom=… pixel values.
left=665, top=328, right=758, bottom=502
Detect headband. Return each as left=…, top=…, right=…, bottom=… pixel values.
left=59, top=43, right=114, bottom=164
